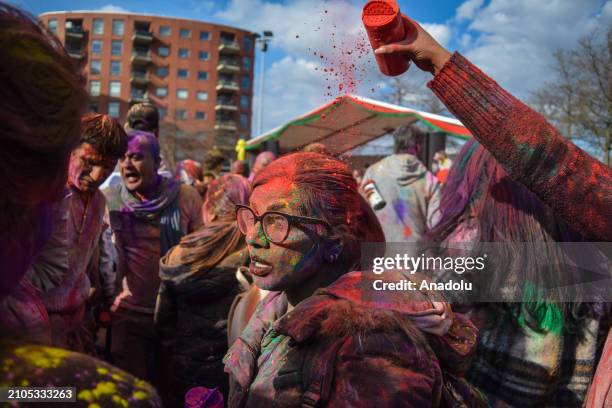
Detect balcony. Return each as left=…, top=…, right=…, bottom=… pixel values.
left=131, top=49, right=152, bottom=65
left=66, top=47, right=84, bottom=60
left=217, top=59, right=240, bottom=73
left=214, top=120, right=238, bottom=131
left=218, top=39, right=240, bottom=54
left=129, top=91, right=149, bottom=104
left=132, top=29, right=154, bottom=44
left=215, top=100, right=238, bottom=111
left=65, top=26, right=85, bottom=39
left=130, top=71, right=150, bottom=85
left=216, top=80, right=239, bottom=92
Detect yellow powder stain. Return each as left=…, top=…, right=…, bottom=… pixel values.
left=112, top=394, right=129, bottom=407
left=14, top=346, right=70, bottom=370
left=96, top=367, right=109, bottom=376
left=132, top=390, right=148, bottom=400
left=92, top=381, right=117, bottom=399
left=88, top=404, right=101, bottom=408
left=111, top=373, right=124, bottom=382
left=78, top=390, right=94, bottom=403
left=20, top=379, right=29, bottom=387
left=288, top=256, right=300, bottom=266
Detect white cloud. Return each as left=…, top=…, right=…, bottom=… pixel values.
left=95, top=4, right=129, bottom=13
left=456, top=0, right=484, bottom=22
left=455, top=0, right=611, bottom=98
left=421, top=23, right=451, bottom=47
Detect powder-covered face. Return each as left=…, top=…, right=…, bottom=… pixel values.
left=119, top=136, right=159, bottom=195
left=246, top=179, right=325, bottom=292
left=68, top=143, right=116, bottom=193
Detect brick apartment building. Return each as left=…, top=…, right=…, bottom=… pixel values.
left=39, top=11, right=256, bottom=163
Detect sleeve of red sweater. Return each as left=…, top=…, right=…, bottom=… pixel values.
left=428, top=52, right=612, bottom=242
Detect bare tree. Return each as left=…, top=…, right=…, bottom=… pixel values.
left=532, top=27, right=612, bottom=165
left=378, top=73, right=449, bottom=115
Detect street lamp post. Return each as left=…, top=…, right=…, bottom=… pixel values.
left=254, top=31, right=273, bottom=136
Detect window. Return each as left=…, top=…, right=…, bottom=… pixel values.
left=197, top=71, right=208, bottom=80
left=159, top=26, right=171, bottom=36
left=177, top=68, right=189, bottom=78
left=91, top=40, right=102, bottom=54
left=108, top=102, right=120, bottom=118
left=196, top=111, right=207, bottom=120
left=158, top=46, right=170, bottom=57
left=155, top=87, right=168, bottom=97
left=199, top=31, right=210, bottom=40
left=90, top=102, right=99, bottom=113
left=178, top=48, right=190, bottom=59
left=175, top=109, right=187, bottom=120
left=110, top=61, right=121, bottom=76
left=92, top=18, right=104, bottom=35
left=244, top=36, right=253, bottom=52
left=243, top=56, right=251, bottom=70
left=158, top=108, right=166, bottom=119
left=48, top=19, right=58, bottom=33
left=111, top=40, right=122, bottom=56
left=90, top=60, right=102, bottom=75
left=241, top=75, right=250, bottom=90
left=156, top=67, right=168, bottom=77
left=240, top=113, right=248, bottom=129
left=109, top=81, right=121, bottom=97
left=90, top=80, right=101, bottom=96
left=177, top=89, right=188, bottom=100
left=240, top=94, right=249, bottom=109
left=198, top=51, right=209, bottom=61
left=179, top=28, right=191, bottom=38
left=112, top=19, right=124, bottom=36
left=196, top=91, right=208, bottom=101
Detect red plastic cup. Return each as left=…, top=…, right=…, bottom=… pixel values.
left=362, top=0, right=412, bottom=76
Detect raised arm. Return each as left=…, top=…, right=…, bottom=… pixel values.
left=375, top=22, right=612, bottom=241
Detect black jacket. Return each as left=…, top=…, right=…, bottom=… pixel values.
left=156, top=248, right=248, bottom=404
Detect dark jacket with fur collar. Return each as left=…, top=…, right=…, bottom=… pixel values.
left=224, top=271, right=480, bottom=407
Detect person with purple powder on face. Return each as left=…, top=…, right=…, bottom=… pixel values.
left=104, top=130, right=202, bottom=403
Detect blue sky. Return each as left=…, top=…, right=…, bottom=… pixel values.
left=13, top=0, right=612, bottom=135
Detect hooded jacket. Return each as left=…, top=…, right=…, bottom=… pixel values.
left=156, top=248, right=249, bottom=401
left=224, top=271, right=482, bottom=407
left=363, top=154, right=440, bottom=244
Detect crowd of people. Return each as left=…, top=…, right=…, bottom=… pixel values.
left=0, top=2, right=610, bottom=407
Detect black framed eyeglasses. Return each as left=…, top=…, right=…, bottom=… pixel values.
left=236, top=204, right=331, bottom=244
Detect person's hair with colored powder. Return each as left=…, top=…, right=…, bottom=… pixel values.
left=177, top=174, right=252, bottom=272
left=427, top=139, right=606, bottom=332
left=302, top=142, right=332, bottom=156
left=125, top=103, right=160, bottom=137
left=81, top=113, right=128, bottom=160
left=0, top=2, right=87, bottom=299
left=176, top=159, right=204, bottom=184
left=252, top=152, right=384, bottom=276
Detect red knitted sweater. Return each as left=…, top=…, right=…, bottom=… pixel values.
left=429, top=53, right=612, bottom=242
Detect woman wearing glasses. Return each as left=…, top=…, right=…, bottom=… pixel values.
left=224, top=152, right=482, bottom=407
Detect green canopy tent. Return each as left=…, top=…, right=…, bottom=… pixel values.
left=246, top=94, right=472, bottom=155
